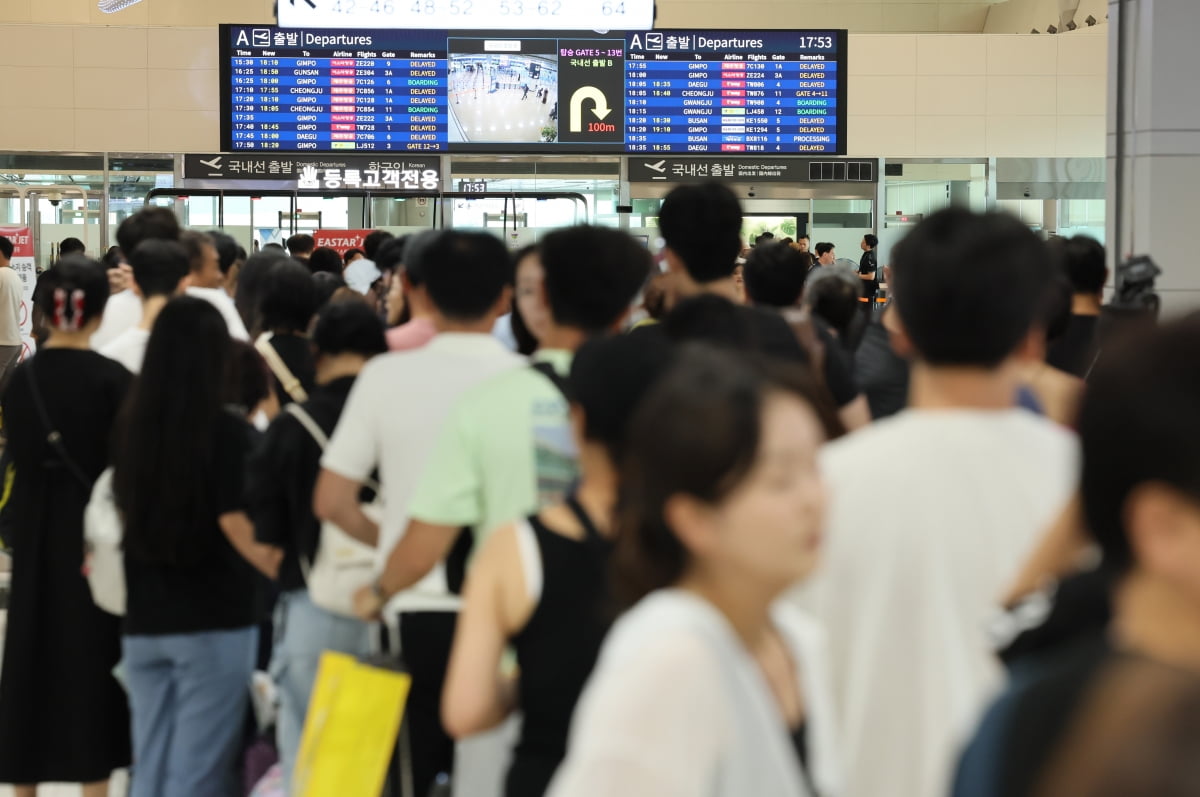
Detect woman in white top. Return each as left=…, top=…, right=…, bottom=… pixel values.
left=548, top=346, right=844, bottom=797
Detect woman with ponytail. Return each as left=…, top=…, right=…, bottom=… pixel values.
left=0, top=257, right=132, bottom=796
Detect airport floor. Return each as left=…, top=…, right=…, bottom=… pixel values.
left=0, top=776, right=129, bottom=797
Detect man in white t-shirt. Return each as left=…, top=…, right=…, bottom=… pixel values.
left=314, top=230, right=521, bottom=797
left=99, top=240, right=190, bottom=373
left=796, top=209, right=1080, bottom=797
left=0, top=236, right=24, bottom=404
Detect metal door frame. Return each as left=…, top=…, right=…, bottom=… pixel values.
left=146, top=189, right=589, bottom=237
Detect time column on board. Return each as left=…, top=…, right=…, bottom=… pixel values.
left=624, top=56, right=654, bottom=152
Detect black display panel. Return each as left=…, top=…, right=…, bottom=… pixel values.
left=221, top=26, right=847, bottom=155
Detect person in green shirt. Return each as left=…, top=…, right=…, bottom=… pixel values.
left=355, top=225, right=651, bottom=619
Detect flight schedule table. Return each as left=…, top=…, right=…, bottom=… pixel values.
left=625, top=32, right=841, bottom=154
left=221, top=26, right=846, bottom=154
left=230, top=54, right=449, bottom=151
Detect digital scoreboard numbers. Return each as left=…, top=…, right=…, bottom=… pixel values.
left=220, top=26, right=846, bottom=155
left=278, top=0, right=656, bottom=31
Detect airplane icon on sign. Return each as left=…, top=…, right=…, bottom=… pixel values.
left=644, top=160, right=667, bottom=173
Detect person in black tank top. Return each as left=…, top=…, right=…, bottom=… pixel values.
left=506, top=495, right=613, bottom=796
left=442, top=334, right=676, bottom=797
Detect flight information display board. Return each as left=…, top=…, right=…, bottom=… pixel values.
left=220, top=25, right=846, bottom=155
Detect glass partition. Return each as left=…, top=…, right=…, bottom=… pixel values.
left=369, top=196, right=439, bottom=240
left=0, top=154, right=173, bottom=265
left=883, top=162, right=988, bottom=217
left=811, top=198, right=872, bottom=263
left=218, top=195, right=254, bottom=254
left=996, top=199, right=1046, bottom=232
left=448, top=156, right=620, bottom=243
left=1058, top=198, right=1106, bottom=244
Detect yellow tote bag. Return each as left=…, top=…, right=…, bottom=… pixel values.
left=294, top=652, right=413, bottom=797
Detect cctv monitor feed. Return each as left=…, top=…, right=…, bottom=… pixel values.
left=446, top=43, right=561, bottom=144
left=221, top=26, right=846, bottom=155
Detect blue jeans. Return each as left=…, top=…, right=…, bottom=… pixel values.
left=271, top=589, right=371, bottom=792
left=123, top=626, right=257, bottom=797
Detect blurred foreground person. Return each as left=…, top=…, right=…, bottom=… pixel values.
left=799, top=209, right=1078, bottom=797
left=549, top=347, right=843, bottom=797
left=956, top=318, right=1200, bottom=797
left=443, top=334, right=674, bottom=797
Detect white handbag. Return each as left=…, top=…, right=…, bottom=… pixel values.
left=84, top=467, right=126, bottom=616
left=286, top=403, right=381, bottom=617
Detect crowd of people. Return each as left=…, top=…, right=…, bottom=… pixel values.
left=0, top=181, right=1193, bottom=797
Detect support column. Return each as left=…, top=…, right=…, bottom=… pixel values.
left=1108, top=0, right=1200, bottom=315
left=1042, top=199, right=1058, bottom=237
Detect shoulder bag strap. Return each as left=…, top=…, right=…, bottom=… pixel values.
left=564, top=493, right=605, bottom=546
left=256, top=333, right=309, bottom=404
left=285, top=403, right=336, bottom=582
left=25, top=363, right=92, bottom=490
left=530, top=361, right=571, bottom=402
left=285, top=402, right=329, bottom=448
left=285, top=402, right=381, bottom=494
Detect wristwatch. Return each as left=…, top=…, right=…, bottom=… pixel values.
left=370, top=579, right=388, bottom=603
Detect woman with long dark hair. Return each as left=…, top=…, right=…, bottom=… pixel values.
left=549, top=347, right=843, bottom=797
left=113, top=296, right=281, bottom=797
left=0, top=257, right=131, bottom=797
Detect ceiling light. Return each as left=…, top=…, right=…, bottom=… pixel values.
left=98, top=0, right=145, bottom=13
left=1085, top=15, right=1098, bottom=26
left=1047, top=24, right=1059, bottom=34
left=1031, top=28, right=1040, bottom=34
left=1066, top=20, right=1078, bottom=31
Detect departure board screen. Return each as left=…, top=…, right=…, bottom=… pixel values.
left=220, top=26, right=847, bottom=155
